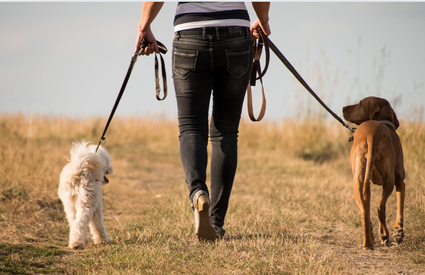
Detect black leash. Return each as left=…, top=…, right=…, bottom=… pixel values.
left=250, top=31, right=356, bottom=134
left=95, top=40, right=168, bottom=153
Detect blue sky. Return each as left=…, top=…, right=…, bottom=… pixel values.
left=1, top=2, right=424, bottom=121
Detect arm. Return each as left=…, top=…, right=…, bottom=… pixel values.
left=251, top=2, right=271, bottom=38
left=135, top=2, right=164, bottom=55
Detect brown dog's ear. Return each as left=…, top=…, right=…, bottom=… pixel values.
left=370, top=98, right=400, bottom=129
left=393, top=109, right=400, bottom=129
left=369, top=98, right=382, bottom=121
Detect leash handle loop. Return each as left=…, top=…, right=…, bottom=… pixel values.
left=155, top=52, right=167, bottom=100
left=250, top=33, right=270, bottom=86
left=247, top=73, right=266, bottom=122
left=247, top=30, right=269, bottom=122
left=138, top=39, right=168, bottom=101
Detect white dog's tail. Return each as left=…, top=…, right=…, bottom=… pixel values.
left=70, top=141, right=107, bottom=184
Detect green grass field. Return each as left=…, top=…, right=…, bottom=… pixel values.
left=1, top=114, right=424, bottom=274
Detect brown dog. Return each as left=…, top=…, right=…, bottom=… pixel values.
left=342, top=96, right=405, bottom=250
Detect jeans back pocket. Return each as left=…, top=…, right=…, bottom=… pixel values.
left=172, top=48, right=198, bottom=79
left=225, top=47, right=251, bottom=79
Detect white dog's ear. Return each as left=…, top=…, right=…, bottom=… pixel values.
left=85, top=153, right=107, bottom=182
left=95, top=146, right=113, bottom=175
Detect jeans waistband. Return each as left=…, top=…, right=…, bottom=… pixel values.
left=176, top=27, right=251, bottom=39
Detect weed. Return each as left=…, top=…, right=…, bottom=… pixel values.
left=0, top=181, right=29, bottom=201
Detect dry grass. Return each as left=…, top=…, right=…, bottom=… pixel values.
left=1, top=114, right=424, bottom=274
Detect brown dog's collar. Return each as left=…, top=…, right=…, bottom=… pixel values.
left=380, top=120, right=396, bottom=131
left=348, top=120, right=395, bottom=142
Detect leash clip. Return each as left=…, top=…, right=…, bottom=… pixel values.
left=95, top=137, right=106, bottom=153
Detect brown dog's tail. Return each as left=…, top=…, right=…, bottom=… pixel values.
left=363, top=137, right=376, bottom=201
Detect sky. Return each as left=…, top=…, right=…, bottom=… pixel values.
left=1, top=2, right=424, bottom=122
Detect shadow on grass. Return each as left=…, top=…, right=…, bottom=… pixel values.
left=0, top=243, right=68, bottom=274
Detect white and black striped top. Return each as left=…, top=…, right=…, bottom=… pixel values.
left=174, top=2, right=250, bottom=32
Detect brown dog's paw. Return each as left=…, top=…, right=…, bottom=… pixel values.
left=380, top=235, right=389, bottom=245
left=394, top=228, right=404, bottom=245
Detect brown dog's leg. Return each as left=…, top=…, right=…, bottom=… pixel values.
left=352, top=155, right=374, bottom=249
left=394, top=177, right=405, bottom=244
left=362, top=180, right=374, bottom=249
left=377, top=177, right=394, bottom=245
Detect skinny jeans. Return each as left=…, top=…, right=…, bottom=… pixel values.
left=172, top=27, right=254, bottom=228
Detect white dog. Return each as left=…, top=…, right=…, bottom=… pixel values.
left=58, top=141, right=113, bottom=250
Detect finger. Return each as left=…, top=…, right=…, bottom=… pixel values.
left=147, top=43, right=155, bottom=54
left=135, top=38, right=142, bottom=52
left=140, top=43, right=152, bottom=56
left=149, top=40, right=159, bottom=54
left=144, top=44, right=155, bottom=56
left=252, top=29, right=259, bottom=39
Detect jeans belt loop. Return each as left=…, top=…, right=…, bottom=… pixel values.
left=215, top=27, right=220, bottom=40
left=202, top=27, right=206, bottom=39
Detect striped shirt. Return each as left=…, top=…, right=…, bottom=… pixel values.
left=174, top=2, right=250, bottom=32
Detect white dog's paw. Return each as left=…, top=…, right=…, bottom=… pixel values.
left=93, top=235, right=112, bottom=245
left=69, top=241, right=86, bottom=250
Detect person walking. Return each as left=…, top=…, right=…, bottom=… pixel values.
left=136, top=2, right=271, bottom=241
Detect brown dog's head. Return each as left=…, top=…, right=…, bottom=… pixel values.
left=342, top=96, right=399, bottom=129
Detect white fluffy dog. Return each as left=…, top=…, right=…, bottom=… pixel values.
left=58, top=141, right=113, bottom=250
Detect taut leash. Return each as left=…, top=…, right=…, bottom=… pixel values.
left=248, top=31, right=356, bottom=134
left=95, top=39, right=168, bottom=153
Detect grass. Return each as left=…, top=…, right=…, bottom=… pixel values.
left=0, top=114, right=424, bottom=274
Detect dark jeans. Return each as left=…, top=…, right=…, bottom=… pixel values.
left=172, top=27, right=254, bottom=228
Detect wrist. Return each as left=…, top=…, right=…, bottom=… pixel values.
left=258, top=17, right=269, bottom=25
left=138, top=21, right=151, bottom=33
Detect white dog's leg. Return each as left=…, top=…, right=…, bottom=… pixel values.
left=58, top=190, right=82, bottom=249
left=90, top=209, right=111, bottom=244
left=58, top=191, right=77, bottom=227
left=69, top=189, right=96, bottom=250
left=89, top=184, right=111, bottom=244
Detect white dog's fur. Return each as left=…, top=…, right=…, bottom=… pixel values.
left=58, top=141, right=113, bottom=250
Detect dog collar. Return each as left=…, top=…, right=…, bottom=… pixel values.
left=380, top=120, right=396, bottom=130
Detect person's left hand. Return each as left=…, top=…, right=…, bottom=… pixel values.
left=135, top=27, right=159, bottom=55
